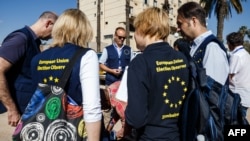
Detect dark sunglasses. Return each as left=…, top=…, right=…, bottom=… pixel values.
left=117, top=36, right=126, bottom=40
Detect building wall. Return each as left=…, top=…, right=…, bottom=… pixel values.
left=79, top=0, right=199, bottom=52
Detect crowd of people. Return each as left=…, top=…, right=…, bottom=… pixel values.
left=0, top=1, right=250, bottom=141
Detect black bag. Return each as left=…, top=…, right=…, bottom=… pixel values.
left=178, top=36, right=249, bottom=141
left=12, top=48, right=89, bottom=141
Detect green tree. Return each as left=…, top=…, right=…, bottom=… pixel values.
left=243, top=40, right=250, bottom=54
left=237, top=26, right=250, bottom=53
left=200, top=0, right=246, bottom=41
left=238, top=26, right=250, bottom=39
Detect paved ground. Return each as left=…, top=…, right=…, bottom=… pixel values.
left=0, top=112, right=15, bottom=141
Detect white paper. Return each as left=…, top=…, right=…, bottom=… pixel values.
left=115, top=66, right=128, bottom=102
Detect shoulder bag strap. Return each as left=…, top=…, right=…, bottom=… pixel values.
left=58, top=47, right=90, bottom=88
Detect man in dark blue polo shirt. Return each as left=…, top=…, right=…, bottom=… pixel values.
left=0, top=11, right=58, bottom=127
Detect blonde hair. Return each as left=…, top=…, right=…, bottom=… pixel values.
left=51, top=9, right=93, bottom=47
left=133, top=7, right=170, bottom=40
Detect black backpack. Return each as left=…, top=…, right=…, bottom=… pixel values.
left=179, top=35, right=249, bottom=141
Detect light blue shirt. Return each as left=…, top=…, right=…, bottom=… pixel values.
left=190, top=30, right=229, bottom=85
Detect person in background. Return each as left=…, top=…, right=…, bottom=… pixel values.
left=30, top=9, right=101, bottom=140
left=173, top=38, right=191, bottom=57
left=125, top=7, right=190, bottom=140
left=226, top=32, right=250, bottom=123
left=99, top=26, right=134, bottom=140
left=176, top=1, right=229, bottom=85
left=99, top=27, right=133, bottom=87
left=0, top=11, right=58, bottom=127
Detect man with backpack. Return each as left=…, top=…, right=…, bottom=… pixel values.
left=176, top=2, right=230, bottom=141
left=177, top=2, right=249, bottom=141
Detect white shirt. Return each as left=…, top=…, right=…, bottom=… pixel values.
left=190, top=31, right=229, bottom=85
left=115, top=52, right=142, bottom=102
left=80, top=50, right=102, bottom=122
left=229, top=46, right=250, bottom=107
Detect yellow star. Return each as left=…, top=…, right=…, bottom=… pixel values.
left=181, top=81, right=185, bottom=86
left=170, top=103, right=173, bottom=108
left=43, top=78, right=47, bottom=83
left=163, top=92, right=167, bottom=97
left=184, top=87, right=187, bottom=92
left=176, top=77, right=180, bottom=81
left=182, top=95, right=186, bottom=99
left=164, top=85, right=168, bottom=89
left=49, top=76, right=53, bottom=81
left=54, top=77, right=59, bottom=83
left=165, top=99, right=169, bottom=104
left=172, top=76, right=175, bottom=81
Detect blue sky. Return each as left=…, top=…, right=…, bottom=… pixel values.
left=207, top=1, right=250, bottom=41
left=0, top=0, right=76, bottom=43
left=0, top=0, right=250, bottom=44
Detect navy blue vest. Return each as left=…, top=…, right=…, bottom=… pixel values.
left=105, top=44, right=131, bottom=85
left=0, top=27, right=41, bottom=113
left=31, top=44, right=89, bottom=105
left=192, top=34, right=228, bottom=68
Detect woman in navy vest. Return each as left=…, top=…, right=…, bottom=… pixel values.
left=125, top=7, right=190, bottom=140
left=31, top=9, right=102, bottom=141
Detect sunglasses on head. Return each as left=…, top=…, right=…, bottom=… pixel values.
left=117, top=35, right=126, bottom=40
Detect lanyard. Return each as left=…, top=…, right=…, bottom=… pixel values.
left=113, top=43, right=123, bottom=68
left=232, top=47, right=244, bottom=54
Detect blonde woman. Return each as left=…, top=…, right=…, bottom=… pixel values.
left=30, top=9, right=101, bottom=141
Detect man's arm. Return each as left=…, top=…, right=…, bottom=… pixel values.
left=99, top=48, right=121, bottom=76
left=0, top=57, right=20, bottom=127
left=99, top=63, right=121, bottom=76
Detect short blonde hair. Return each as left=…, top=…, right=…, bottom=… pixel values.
left=51, top=9, right=93, bottom=47
left=133, top=7, right=170, bottom=40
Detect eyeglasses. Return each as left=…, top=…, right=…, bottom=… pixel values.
left=117, top=36, right=126, bottom=40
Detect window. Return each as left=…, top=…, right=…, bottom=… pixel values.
left=104, top=34, right=113, bottom=39
left=130, top=7, right=133, bottom=16
left=153, top=0, right=157, bottom=7
left=169, top=7, right=173, bottom=15
left=178, top=0, right=182, bottom=7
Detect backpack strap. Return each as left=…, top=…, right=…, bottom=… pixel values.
left=58, top=48, right=90, bottom=89
left=192, top=34, right=228, bottom=68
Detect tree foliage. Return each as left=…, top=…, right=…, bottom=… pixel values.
left=238, top=26, right=250, bottom=53
left=243, top=41, right=250, bottom=54
left=200, top=0, right=246, bottom=41
left=238, top=26, right=250, bottom=39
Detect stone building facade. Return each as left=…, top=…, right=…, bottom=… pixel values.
left=79, top=0, right=199, bottom=52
